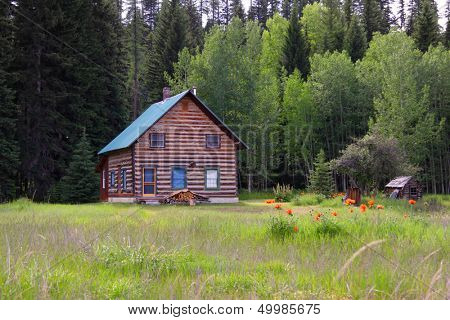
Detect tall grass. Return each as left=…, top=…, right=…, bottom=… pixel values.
left=0, top=196, right=447, bottom=299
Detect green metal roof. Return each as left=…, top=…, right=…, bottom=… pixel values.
left=98, top=90, right=247, bottom=155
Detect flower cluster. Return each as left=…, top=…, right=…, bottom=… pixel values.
left=274, top=204, right=282, bottom=209
left=265, top=199, right=275, bottom=204
left=331, top=192, right=345, bottom=199
left=345, top=198, right=356, bottom=206
left=368, top=199, right=375, bottom=208
left=408, top=199, right=416, bottom=205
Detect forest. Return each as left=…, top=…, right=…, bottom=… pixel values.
left=0, top=0, right=449, bottom=202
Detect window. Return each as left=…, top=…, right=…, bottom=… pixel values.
left=109, top=171, right=115, bottom=188
left=171, top=167, right=186, bottom=189
left=143, top=168, right=156, bottom=195
left=206, top=134, right=220, bottom=148
left=205, top=168, right=219, bottom=189
left=150, top=133, right=165, bottom=148
left=121, top=169, right=127, bottom=191
left=410, top=187, right=417, bottom=197
left=102, top=170, right=106, bottom=189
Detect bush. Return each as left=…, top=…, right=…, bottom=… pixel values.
left=267, top=215, right=298, bottom=241
left=293, top=193, right=326, bottom=206
left=273, top=184, right=294, bottom=202
left=315, top=218, right=342, bottom=237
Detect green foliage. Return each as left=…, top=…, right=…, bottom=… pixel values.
left=293, top=193, right=326, bottom=206
left=59, top=131, right=98, bottom=204
left=273, top=183, right=294, bottom=202
left=332, top=132, right=416, bottom=192
left=0, top=0, right=18, bottom=202
left=315, top=218, right=343, bottom=237
left=413, top=0, right=440, bottom=52
left=308, top=149, right=334, bottom=197
left=267, top=214, right=298, bottom=241
left=344, top=15, right=367, bottom=62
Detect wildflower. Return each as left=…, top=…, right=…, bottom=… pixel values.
left=265, top=199, right=275, bottom=204
left=376, top=205, right=384, bottom=210
left=314, top=215, right=321, bottom=221
left=331, top=211, right=338, bottom=217
left=359, top=204, right=367, bottom=213
left=345, top=198, right=356, bottom=206
left=403, top=214, right=408, bottom=219
left=274, top=204, right=282, bottom=209
left=408, top=199, right=416, bottom=205
left=293, top=225, right=299, bottom=233
left=368, top=200, right=375, bottom=208
left=286, top=209, right=293, bottom=216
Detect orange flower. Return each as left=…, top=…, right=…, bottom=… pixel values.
left=345, top=198, right=356, bottom=206
left=274, top=204, right=282, bottom=209
left=408, top=199, right=416, bottom=205
left=331, top=211, right=338, bottom=217
left=286, top=209, right=293, bottom=216
left=293, top=225, right=299, bottom=233
left=376, top=204, right=384, bottom=210
left=368, top=200, right=375, bottom=208
left=314, top=215, right=321, bottom=221
left=403, top=213, right=408, bottom=219
left=265, top=199, right=275, bottom=204
left=359, top=204, right=367, bottom=213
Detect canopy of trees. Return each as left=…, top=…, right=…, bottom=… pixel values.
left=1, top=0, right=449, bottom=202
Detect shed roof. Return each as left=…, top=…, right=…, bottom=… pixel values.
left=98, top=90, right=248, bottom=155
left=385, top=176, right=413, bottom=188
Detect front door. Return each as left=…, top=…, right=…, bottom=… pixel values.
left=142, top=168, right=156, bottom=196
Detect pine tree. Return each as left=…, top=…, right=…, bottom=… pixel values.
left=413, top=0, right=440, bottom=52
left=0, top=0, right=19, bottom=202
left=322, top=0, right=345, bottom=52
left=406, top=0, right=420, bottom=35
left=142, top=0, right=160, bottom=30
left=308, top=149, right=334, bottom=197
left=230, top=0, right=245, bottom=20
left=344, top=15, right=367, bottom=62
left=281, top=0, right=291, bottom=18
left=269, top=0, right=280, bottom=17
left=282, top=0, right=309, bottom=78
left=343, top=0, right=353, bottom=26
left=379, top=0, right=392, bottom=33
left=399, top=0, right=406, bottom=29
left=220, top=0, right=231, bottom=24
left=144, top=0, right=188, bottom=102
left=251, top=0, right=269, bottom=24
left=60, top=131, right=98, bottom=204
left=208, top=0, right=221, bottom=24
left=445, top=0, right=450, bottom=49
left=362, top=0, right=382, bottom=41
left=184, top=0, right=204, bottom=49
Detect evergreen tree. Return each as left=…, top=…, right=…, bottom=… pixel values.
left=282, top=0, right=309, bottom=78
left=281, top=0, right=291, bottom=18
left=144, top=0, right=188, bottom=102
left=413, top=0, right=440, bottom=52
left=445, top=0, right=450, bottom=49
left=59, top=131, right=98, bottom=203
left=344, top=15, right=367, bottom=62
left=343, top=0, right=353, bottom=26
left=230, top=0, right=245, bottom=20
left=269, top=0, right=280, bottom=17
left=184, top=0, right=204, bottom=49
left=308, top=149, right=334, bottom=197
left=142, top=0, right=160, bottom=29
left=220, top=0, right=231, bottom=24
left=251, top=0, right=269, bottom=24
left=0, top=0, right=19, bottom=202
left=399, top=0, right=406, bottom=29
left=362, top=0, right=382, bottom=41
left=322, top=0, right=345, bottom=52
left=208, top=0, right=221, bottom=24
left=379, top=0, right=392, bottom=33
left=406, top=0, right=420, bottom=35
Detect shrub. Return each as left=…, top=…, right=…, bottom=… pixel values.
left=273, top=184, right=294, bottom=202
left=267, top=215, right=299, bottom=241
left=293, top=193, right=326, bottom=206
left=315, top=218, right=342, bottom=237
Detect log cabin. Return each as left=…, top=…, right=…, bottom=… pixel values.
left=96, top=88, right=247, bottom=204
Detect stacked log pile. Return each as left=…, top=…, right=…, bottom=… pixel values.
left=163, top=189, right=209, bottom=204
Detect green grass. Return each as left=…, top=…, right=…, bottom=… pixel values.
left=0, top=195, right=448, bottom=299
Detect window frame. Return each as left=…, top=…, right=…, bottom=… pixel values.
left=109, top=170, right=115, bottom=188
left=204, top=167, right=220, bottom=190
left=142, top=167, right=156, bottom=196
left=150, top=132, right=165, bottom=148
left=205, top=134, right=221, bottom=148
left=102, top=169, right=106, bottom=189
left=171, top=166, right=187, bottom=190
left=410, top=187, right=417, bottom=197
left=121, top=168, right=127, bottom=191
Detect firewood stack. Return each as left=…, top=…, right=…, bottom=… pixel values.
left=163, top=189, right=209, bottom=205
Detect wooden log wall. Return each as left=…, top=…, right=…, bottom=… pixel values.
left=107, top=148, right=133, bottom=196
left=133, top=96, right=238, bottom=199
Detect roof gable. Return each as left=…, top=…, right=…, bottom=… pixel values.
left=98, top=90, right=247, bottom=155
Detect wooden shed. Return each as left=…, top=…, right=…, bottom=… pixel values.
left=384, top=176, right=422, bottom=200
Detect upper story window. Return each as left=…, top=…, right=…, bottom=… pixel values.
left=206, top=134, right=220, bottom=148
left=150, top=133, right=165, bottom=148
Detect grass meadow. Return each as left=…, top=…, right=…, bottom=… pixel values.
left=0, top=194, right=448, bottom=299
